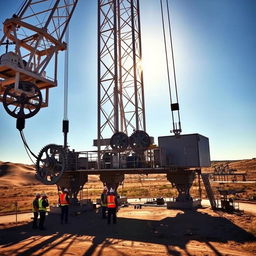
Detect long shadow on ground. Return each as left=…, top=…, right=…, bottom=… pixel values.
left=0, top=208, right=255, bottom=256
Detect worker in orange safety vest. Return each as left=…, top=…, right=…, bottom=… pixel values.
left=107, top=188, right=118, bottom=224
left=59, top=188, right=70, bottom=224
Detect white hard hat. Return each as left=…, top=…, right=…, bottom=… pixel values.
left=64, top=188, right=68, bottom=192
left=109, top=188, right=114, bottom=193
left=41, top=193, right=47, bottom=197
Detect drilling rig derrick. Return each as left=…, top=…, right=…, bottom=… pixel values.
left=95, top=0, right=151, bottom=169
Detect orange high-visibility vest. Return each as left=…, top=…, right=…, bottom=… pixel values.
left=107, top=195, right=116, bottom=208
left=59, top=193, right=69, bottom=206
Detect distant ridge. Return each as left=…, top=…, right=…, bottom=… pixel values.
left=0, top=159, right=255, bottom=186
left=0, top=161, right=40, bottom=186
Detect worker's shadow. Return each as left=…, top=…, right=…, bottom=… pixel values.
left=0, top=208, right=255, bottom=256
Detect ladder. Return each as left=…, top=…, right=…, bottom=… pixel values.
left=201, top=174, right=217, bottom=209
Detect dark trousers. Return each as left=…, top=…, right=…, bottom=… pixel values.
left=39, top=211, right=46, bottom=229
left=107, top=207, right=117, bottom=224
left=61, top=205, right=69, bottom=224
left=101, top=206, right=107, bottom=219
left=32, top=212, right=38, bottom=228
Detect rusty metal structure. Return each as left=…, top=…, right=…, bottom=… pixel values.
left=0, top=0, right=78, bottom=118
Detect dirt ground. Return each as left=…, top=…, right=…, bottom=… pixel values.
left=0, top=206, right=255, bottom=256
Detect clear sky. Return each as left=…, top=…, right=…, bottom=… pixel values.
left=0, top=0, right=255, bottom=164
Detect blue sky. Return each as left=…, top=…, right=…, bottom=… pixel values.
left=0, top=0, right=255, bottom=164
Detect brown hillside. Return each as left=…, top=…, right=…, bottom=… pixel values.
left=0, top=161, right=40, bottom=186
left=210, top=159, right=256, bottom=180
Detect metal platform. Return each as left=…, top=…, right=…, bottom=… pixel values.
left=0, top=64, right=56, bottom=89
left=72, top=167, right=180, bottom=175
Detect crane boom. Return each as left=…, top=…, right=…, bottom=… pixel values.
left=0, top=0, right=78, bottom=118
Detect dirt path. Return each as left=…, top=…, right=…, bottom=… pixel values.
left=0, top=212, right=32, bottom=224
left=0, top=206, right=255, bottom=256
left=0, top=200, right=255, bottom=225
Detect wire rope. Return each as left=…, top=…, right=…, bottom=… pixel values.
left=22, top=139, right=36, bottom=165
left=159, top=0, right=175, bottom=126
left=166, top=0, right=182, bottom=132
left=63, top=1, right=70, bottom=121
left=160, top=0, right=182, bottom=133
left=19, top=130, right=38, bottom=164
left=16, top=0, right=28, bottom=17
left=166, top=0, right=179, bottom=106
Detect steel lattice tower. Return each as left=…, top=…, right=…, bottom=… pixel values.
left=97, top=0, right=146, bottom=151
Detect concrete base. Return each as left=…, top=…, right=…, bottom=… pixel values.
left=167, top=199, right=202, bottom=209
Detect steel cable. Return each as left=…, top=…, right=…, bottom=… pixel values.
left=160, top=0, right=175, bottom=122
left=165, top=0, right=181, bottom=130
left=19, top=131, right=38, bottom=164
left=159, top=0, right=181, bottom=133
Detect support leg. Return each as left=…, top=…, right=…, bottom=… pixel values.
left=100, top=173, right=124, bottom=191
left=57, top=172, right=88, bottom=204
left=167, top=169, right=196, bottom=205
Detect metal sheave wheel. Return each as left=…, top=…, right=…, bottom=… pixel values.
left=36, top=144, right=66, bottom=185
left=3, top=81, right=42, bottom=119
left=110, top=132, right=129, bottom=152
left=129, top=130, right=151, bottom=152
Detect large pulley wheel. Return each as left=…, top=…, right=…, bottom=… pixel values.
left=110, top=132, right=129, bottom=152
left=36, top=144, right=66, bottom=185
left=129, top=130, right=151, bottom=152
left=3, top=81, right=42, bottom=119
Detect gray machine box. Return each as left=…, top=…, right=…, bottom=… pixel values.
left=158, top=134, right=211, bottom=168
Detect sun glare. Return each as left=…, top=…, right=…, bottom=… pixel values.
left=142, top=38, right=167, bottom=86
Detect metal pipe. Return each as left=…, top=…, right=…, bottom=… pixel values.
left=97, top=0, right=101, bottom=169
left=137, top=0, right=146, bottom=131
left=64, top=14, right=69, bottom=121
left=114, top=0, right=119, bottom=132
left=131, top=0, right=139, bottom=130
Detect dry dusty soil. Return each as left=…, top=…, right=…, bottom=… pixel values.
left=0, top=206, right=256, bottom=256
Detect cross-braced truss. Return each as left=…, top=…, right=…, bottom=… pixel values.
left=97, top=0, right=146, bottom=145
left=0, top=0, right=78, bottom=106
